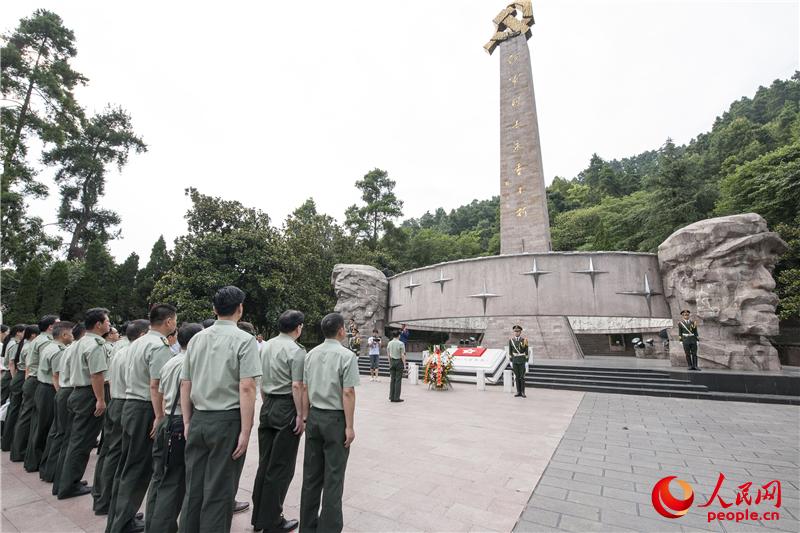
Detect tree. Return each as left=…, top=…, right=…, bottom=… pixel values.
left=344, top=168, right=403, bottom=249
left=112, top=252, right=139, bottom=322
left=775, top=215, right=800, bottom=321
left=135, top=236, right=172, bottom=313
left=39, top=260, right=69, bottom=315
left=7, top=260, right=42, bottom=324
left=1, top=9, right=84, bottom=266
left=62, top=240, right=115, bottom=321
left=44, top=105, right=147, bottom=259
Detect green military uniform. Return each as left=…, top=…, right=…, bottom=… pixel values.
left=509, top=335, right=529, bottom=397
left=49, top=340, right=76, bottom=492
left=678, top=319, right=700, bottom=370
left=300, top=339, right=360, bottom=533
left=106, top=331, right=172, bottom=533
left=28, top=341, right=63, bottom=474
left=58, top=333, right=108, bottom=499
left=39, top=341, right=68, bottom=482
left=13, top=333, right=52, bottom=463
left=1, top=338, right=17, bottom=406
left=1, top=339, right=20, bottom=448
left=179, top=320, right=261, bottom=533
left=3, top=342, right=30, bottom=452
left=145, top=352, right=186, bottom=533
left=93, top=343, right=130, bottom=514
left=252, top=333, right=306, bottom=531
left=387, top=338, right=405, bottom=402
left=92, top=342, right=114, bottom=512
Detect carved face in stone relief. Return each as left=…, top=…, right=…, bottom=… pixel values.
left=659, top=214, right=787, bottom=338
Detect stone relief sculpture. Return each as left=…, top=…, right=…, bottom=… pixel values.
left=331, top=264, right=388, bottom=341
left=658, top=213, right=787, bottom=370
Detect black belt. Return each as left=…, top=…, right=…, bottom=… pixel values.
left=266, top=393, right=292, bottom=398
left=74, top=385, right=92, bottom=389
left=40, top=382, right=55, bottom=389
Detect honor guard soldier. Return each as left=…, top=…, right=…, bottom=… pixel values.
left=106, top=305, right=176, bottom=533
left=14, top=315, right=58, bottom=465
left=33, top=321, right=74, bottom=476
left=252, top=310, right=306, bottom=533
left=300, top=312, right=359, bottom=533
left=145, top=322, right=203, bottom=533
left=179, top=286, right=261, bottom=533
left=509, top=325, right=529, bottom=398
left=58, top=308, right=110, bottom=499
left=50, top=324, right=84, bottom=492
left=387, top=330, right=406, bottom=403
left=94, top=319, right=149, bottom=516
left=678, top=309, right=701, bottom=371
left=3, top=325, right=39, bottom=452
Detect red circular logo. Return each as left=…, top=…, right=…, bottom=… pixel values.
left=652, top=476, right=694, bottom=519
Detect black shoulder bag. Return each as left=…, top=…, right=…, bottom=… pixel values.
left=163, top=375, right=185, bottom=473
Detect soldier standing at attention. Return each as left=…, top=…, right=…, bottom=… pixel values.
left=32, top=321, right=74, bottom=475
left=58, top=308, right=110, bottom=499
left=252, top=310, right=306, bottom=533
left=678, top=309, right=700, bottom=371
left=509, top=325, right=529, bottom=398
left=179, top=286, right=261, bottom=533
left=3, top=325, right=39, bottom=453
left=1, top=325, right=24, bottom=406
left=50, top=323, right=85, bottom=493
left=387, top=330, right=406, bottom=403
left=145, top=322, right=203, bottom=533
left=300, top=312, right=359, bottom=533
left=94, top=319, right=150, bottom=516
left=14, top=315, right=59, bottom=465
left=106, top=305, right=177, bottom=533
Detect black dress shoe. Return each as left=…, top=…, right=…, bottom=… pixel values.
left=135, top=512, right=144, bottom=520
left=94, top=508, right=108, bottom=516
left=233, top=500, right=250, bottom=513
left=514, top=393, right=522, bottom=397
left=391, top=399, right=404, bottom=403
left=58, top=484, right=92, bottom=499
left=127, top=517, right=145, bottom=533
left=80, top=480, right=88, bottom=486
left=266, top=517, right=299, bottom=533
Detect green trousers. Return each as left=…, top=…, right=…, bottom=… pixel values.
left=145, top=415, right=185, bottom=533
left=93, top=398, right=124, bottom=513
left=11, top=376, right=38, bottom=461
left=300, top=407, right=350, bottom=533
left=252, top=395, right=301, bottom=531
left=25, top=382, right=55, bottom=472
left=50, top=387, right=74, bottom=493
left=58, top=386, right=104, bottom=498
left=179, top=409, right=244, bottom=533
left=39, top=393, right=59, bottom=481
left=105, top=399, right=154, bottom=533
left=512, top=357, right=526, bottom=395
left=2, top=371, right=25, bottom=451
left=1, top=370, right=10, bottom=405
left=91, top=384, right=111, bottom=512
left=389, top=358, right=403, bottom=401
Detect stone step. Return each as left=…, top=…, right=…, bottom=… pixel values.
left=526, top=375, right=708, bottom=392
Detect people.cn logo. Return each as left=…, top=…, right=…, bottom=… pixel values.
left=652, top=476, right=695, bottom=519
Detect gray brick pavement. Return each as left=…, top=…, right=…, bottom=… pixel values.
left=514, top=393, right=800, bottom=533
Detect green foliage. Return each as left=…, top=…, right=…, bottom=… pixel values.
left=775, top=216, right=800, bottom=320
left=7, top=260, right=42, bottom=324
left=44, top=105, right=147, bottom=259
left=39, top=261, right=69, bottom=315
left=345, top=168, right=403, bottom=248
left=112, top=253, right=139, bottom=322
left=135, top=236, right=172, bottom=313
left=62, top=240, right=115, bottom=321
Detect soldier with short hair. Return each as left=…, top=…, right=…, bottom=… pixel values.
left=509, top=325, right=528, bottom=398
left=3, top=325, right=39, bottom=453
left=252, top=309, right=306, bottom=533
left=299, top=312, right=360, bottom=533
left=58, top=308, right=111, bottom=499
left=179, top=286, right=261, bottom=533
left=106, top=305, right=177, bottom=533
left=678, top=309, right=700, bottom=371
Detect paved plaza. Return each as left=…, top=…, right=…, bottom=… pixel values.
left=2, top=380, right=799, bottom=532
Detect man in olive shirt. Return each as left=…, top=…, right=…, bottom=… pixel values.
left=145, top=322, right=202, bottom=533
left=252, top=310, right=306, bottom=533
left=300, top=312, right=359, bottom=533
left=13, top=315, right=59, bottom=464
left=58, top=308, right=110, bottom=499
left=386, top=330, right=406, bottom=403
left=49, top=324, right=84, bottom=492
left=94, top=319, right=149, bottom=516
left=106, top=305, right=176, bottom=533
left=33, top=321, right=74, bottom=476
left=179, top=286, right=261, bottom=533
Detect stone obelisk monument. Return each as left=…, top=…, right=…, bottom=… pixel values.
left=485, top=1, right=552, bottom=254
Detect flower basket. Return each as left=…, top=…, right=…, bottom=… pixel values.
left=423, top=345, right=454, bottom=390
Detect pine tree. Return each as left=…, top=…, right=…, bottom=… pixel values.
left=8, top=260, right=42, bottom=324
left=39, top=260, right=69, bottom=315
left=135, top=236, right=172, bottom=312
left=112, top=252, right=139, bottom=321
left=62, top=240, right=114, bottom=321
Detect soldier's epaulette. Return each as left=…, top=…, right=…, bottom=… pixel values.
left=58, top=344, right=66, bottom=351
left=95, top=337, right=105, bottom=346
left=295, top=340, right=306, bottom=351
left=161, top=338, right=170, bottom=347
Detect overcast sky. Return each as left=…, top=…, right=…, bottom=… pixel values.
left=6, top=0, right=799, bottom=264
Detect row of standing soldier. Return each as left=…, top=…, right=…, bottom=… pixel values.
left=0, top=285, right=360, bottom=533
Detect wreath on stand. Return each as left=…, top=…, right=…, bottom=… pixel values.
left=423, top=345, right=454, bottom=390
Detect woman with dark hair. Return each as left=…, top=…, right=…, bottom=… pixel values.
left=2, top=325, right=39, bottom=451
left=2, top=325, right=25, bottom=406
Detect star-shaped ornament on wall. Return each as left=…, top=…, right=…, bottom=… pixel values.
left=468, top=280, right=501, bottom=315
left=404, top=275, right=422, bottom=298
left=522, top=257, right=551, bottom=288
left=432, top=269, right=453, bottom=293
left=616, top=273, right=662, bottom=317
left=572, top=257, right=608, bottom=290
